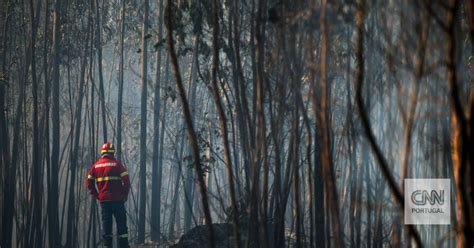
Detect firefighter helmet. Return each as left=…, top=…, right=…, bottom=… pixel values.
left=101, top=142, right=115, bottom=156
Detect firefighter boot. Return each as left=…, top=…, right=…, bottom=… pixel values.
left=102, top=234, right=113, bottom=247
left=118, top=236, right=130, bottom=248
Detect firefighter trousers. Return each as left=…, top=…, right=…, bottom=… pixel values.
left=100, top=201, right=129, bottom=248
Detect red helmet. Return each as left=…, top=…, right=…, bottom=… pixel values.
left=101, top=142, right=115, bottom=156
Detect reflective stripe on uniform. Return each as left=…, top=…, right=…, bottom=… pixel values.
left=94, top=163, right=116, bottom=168
left=87, top=175, right=95, bottom=180
left=120, top=171, right=129, bottom=177
left=96, top=176, right=121, bottom=182
left=118, top=233, right=128, bottom=238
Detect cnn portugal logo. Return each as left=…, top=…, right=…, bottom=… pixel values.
left=404, top=179, right=450, bottom=225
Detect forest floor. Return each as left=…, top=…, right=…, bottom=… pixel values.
left=131, top=223, right=304, bottom=248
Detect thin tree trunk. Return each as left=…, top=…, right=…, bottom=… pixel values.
left=446, top=0, right=473, bottom=246
left=137, top=0, right=149, bottom=243
left=116, top=0, right=126, bottom=161
left=1, top=9, right=25, bottom=246
left=166, top=1, right=215, bottom=247
left=28, top=0, right=43, bottom=245
left=151, top=0, right=164, bottom=241
left=309, top=33, right=326, bottom=248
left=353, top=0, right=422, bottom=246
left=231, top=0, right=252, bottom=192
left=0, top=2, right=13, bottom=247
left=157, top=54, right=170, bottom=231
left=319, top=0, right=343, bottom=246
left=94, top=0, right=107, bottom=142
left=292, top=106, right=302, bottom=248
left=49, top=0, right=62, bottom=245
left=249, top=0, right=268, bottom=246
left=183, top=36, right=198, bottom=233
left=209, top=0, right=241, bottom=247
left=65, top=26, right=89, bottom=248
left=0, top=1, right=10, bottom=244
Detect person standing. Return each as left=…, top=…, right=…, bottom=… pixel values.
left=87, top=142, right=131, bottom=248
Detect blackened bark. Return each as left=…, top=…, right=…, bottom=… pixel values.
left=319, top=0, right=343, bottom=246
left=151, top=0, right=164, bottom=241
left=116, top=0, right=126, bottom=161
left=0, top=4, right=14, bottom=246
left=94, top=0, right=107, bottom=142
left=249, top=0, right=268, bottom=246
left=209, top=0, right=241, bottom=247
left=49, top=0, right=62, bottom=245
left=65, top=23, right=89, bottom=248
left=166, top=1, right=215, bottom=247
left=446, top=0, right=473, bottom=246
left=354, top=0, right=422, bottom=246
left=137, top=0, right=149, bottom=243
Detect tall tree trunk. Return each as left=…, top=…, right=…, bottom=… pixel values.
left=39, top=0, right=52, bottom=246
left=209, top=0, right=241, bottom=247
left=0, top=3, right=21, bottom=245
left=65, top=25, right=89, bottom=248
left=446, top=0, right=473, bottom=246
left=292, top=105, right=302, bottom=248
left=94, top=0, right=107, bottom=142
left=183, top=35, right=198, bottom=233
left=28, top=0, right=43, bottom=245
left=397, top=7, right=429, bottom=245
left=353, top=0, right=422, bottom=246
left=166, top=1, right=215, bottom=247
left=309, top=34, right=326, bottom=248
left=169, top=131, right=185, bottom=239
left=0, top=1, right=10, bottom=244
left=157, top=54, right=170, bottom=231
left=150, top=0, right=164, bottom=241
left=116, top=0, right=126, bottom=161
left=137, top=0, right=149, bottom=243
left=319, top=0, right=343, bottom=246
left=232, top=0, right=252, bottom=192
left=49, top=0, right=62, bottom=245
left=0, top=3, right=11, bottom=247
left=249, top=0, right=267, bottom=246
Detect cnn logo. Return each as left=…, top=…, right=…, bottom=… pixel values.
left=411, top=190, right=444, bottom=205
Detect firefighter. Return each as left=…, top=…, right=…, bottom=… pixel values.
left=87, top=142, right=131, bottom=248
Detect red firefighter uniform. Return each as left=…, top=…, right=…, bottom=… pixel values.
left=86, top=156, right=130, bottom=202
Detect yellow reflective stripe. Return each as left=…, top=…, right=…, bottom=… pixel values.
left=102, top=149, right=115, bottom=153
left=118, top=233, right=128, bottom=238
left=120, top=171, right=129, bottom=177
left=87, top=175, right=95, bottom=180
left=96, top=176, right=121, bottom=182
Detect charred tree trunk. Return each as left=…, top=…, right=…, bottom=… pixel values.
left=446, top=0, right=473, bottom=246
left=166, top=1, right=215, bottom=247
left=27, top=0, right=43, bottom=245
left=151, top=0, right=164, bottom=241
left=353, top=0, right=422, bottom=246
left=249, top=0, right=268, bottom=246
left=0, top=1, right=11, bottom=245
left=137, top=0, right=149, bottom=243
left=116, top=0, right=126, bottom=161
left=209, top=0, right=241, bottom=247
left=319, top=0, right=343, bottom=246
left=94, top=0, right=107, bottom=142
left=65, top=24, right=89, bottom=248
left=49, top=0, right=62, bottom=245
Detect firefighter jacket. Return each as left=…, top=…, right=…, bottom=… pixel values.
left=86, top=156, right=130, bottom=202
